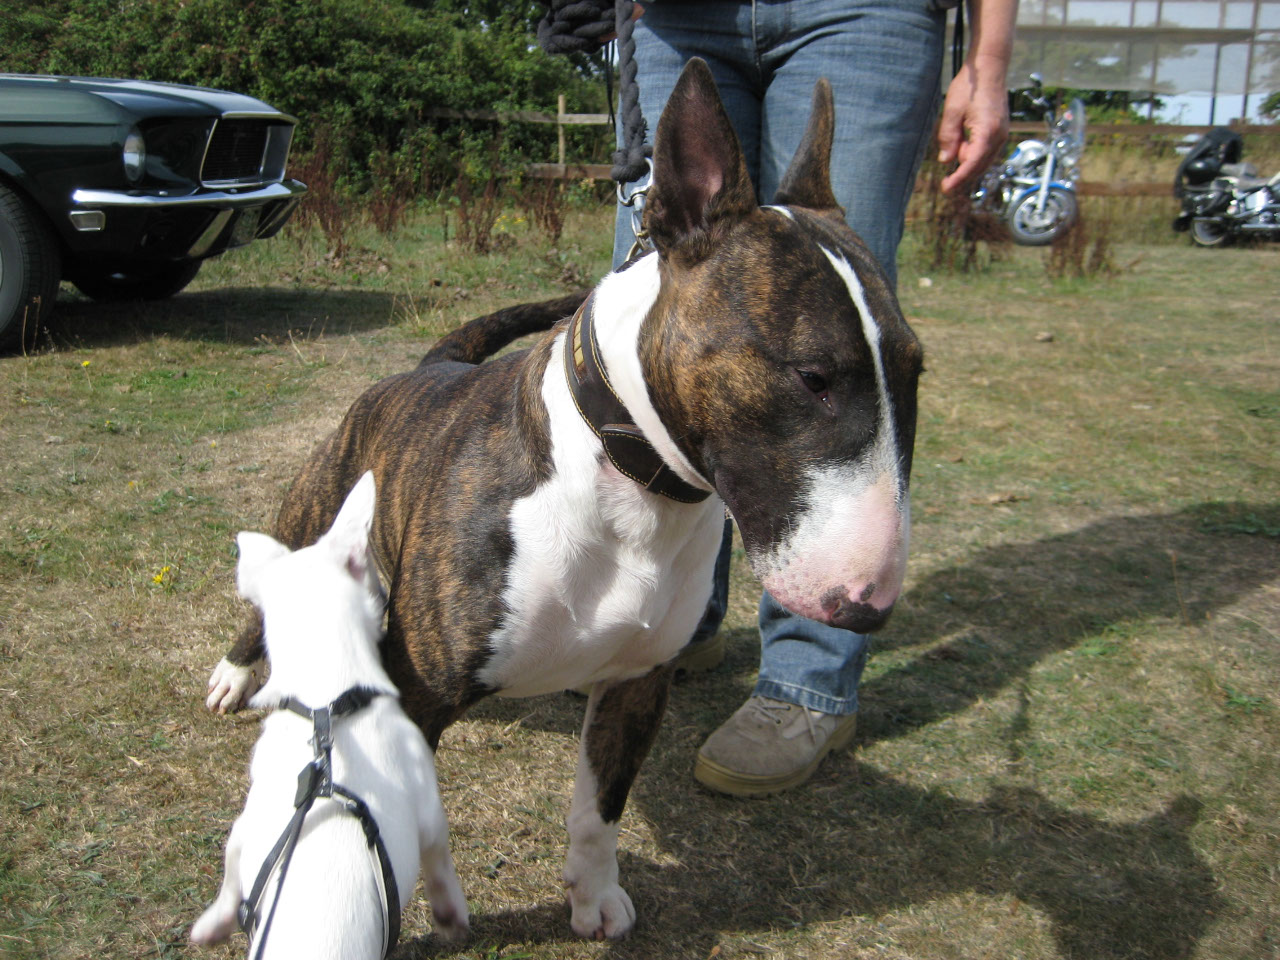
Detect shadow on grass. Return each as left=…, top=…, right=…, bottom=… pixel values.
left=38, top=285, right=411, bottom=350
left=859, top=500, right=1278, bottom=745
left=426, top=501, right=1278, bottom=959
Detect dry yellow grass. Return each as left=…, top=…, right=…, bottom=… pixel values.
left=1, top=209, right=1276, bottom=960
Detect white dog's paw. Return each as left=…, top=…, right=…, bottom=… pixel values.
left=205, top=657, right=262, bottom=714
left=432, top=906, right=470, bottom=943
left=566, top=881, right=635, bottom=940
left=190, top=899, right=238, bottom=944
left=424, top=857, right=471, bottom=942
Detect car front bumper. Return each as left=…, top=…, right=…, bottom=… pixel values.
left=66, top=179, right=307, bottom=261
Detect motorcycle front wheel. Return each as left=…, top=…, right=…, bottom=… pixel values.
left=1007, top=187, right=1078, bottom=246
left=1190, top=218, right=1231, bottom=248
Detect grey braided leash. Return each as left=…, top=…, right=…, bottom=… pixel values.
left=537, top=0, right=651, bottom=186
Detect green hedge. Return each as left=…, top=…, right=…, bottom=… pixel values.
left=2, top=0, right=609, bottom=190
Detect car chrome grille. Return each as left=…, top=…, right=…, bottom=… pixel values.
left=201, top=119, right=270, bottom=186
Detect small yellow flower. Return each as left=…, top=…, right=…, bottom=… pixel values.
left=152, top=565, right=172, bottom=585
left=209, top=440, right=217, bottom=448
left=127, top=480, right=136, bottom=489
left=81, top=360, right=91, bottom=368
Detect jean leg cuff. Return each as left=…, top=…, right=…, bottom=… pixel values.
left=753, top=679, right=858, bottom=716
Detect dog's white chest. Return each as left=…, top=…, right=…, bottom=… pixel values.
left=477, top=334, right=723, bottom=697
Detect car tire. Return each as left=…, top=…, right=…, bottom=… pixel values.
left=1006, top=187, right=1079, bottom=246
left=0, top=183, right=62, bottom=353
left=71, top=260, right=203, bottom=302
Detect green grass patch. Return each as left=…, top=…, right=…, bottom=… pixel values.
left=1, top=208, right=1277, bottom=960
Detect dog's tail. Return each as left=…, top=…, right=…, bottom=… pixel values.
left=418, top=289, right=590, bottom=366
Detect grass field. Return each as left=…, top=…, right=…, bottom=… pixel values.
left=1, top=207, right=1277, bottom=960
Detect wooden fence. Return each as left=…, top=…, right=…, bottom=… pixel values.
left=428, top=102, right=1276, bottom=198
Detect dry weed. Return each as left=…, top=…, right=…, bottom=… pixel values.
left=452, top=167, right=507, bottom=256
left=288, top=124, right=356, bottom=260
left=517, top=179, right=566, bottom=247
left=1045, top=214, right=1117, bottom=280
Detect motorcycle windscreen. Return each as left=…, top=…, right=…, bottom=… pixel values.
left=1062, top=98, right=1086, bottom=154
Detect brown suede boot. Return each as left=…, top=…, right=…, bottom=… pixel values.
left=694, top=696, right=857, bottom=796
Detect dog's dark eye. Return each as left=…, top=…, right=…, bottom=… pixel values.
left=798, top=369, right=828, bottom=395
left=796, top=369, right=832, bottom=409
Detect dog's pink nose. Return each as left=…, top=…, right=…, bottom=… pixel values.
left=756, top=475, right=908, bottom=632
left=762, top=557, right=904, bottom=634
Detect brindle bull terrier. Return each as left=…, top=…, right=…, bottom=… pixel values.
left=205, top=59, right=921, bottom=940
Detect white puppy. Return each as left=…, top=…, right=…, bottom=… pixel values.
left=192, top=472, right=469, bottom=958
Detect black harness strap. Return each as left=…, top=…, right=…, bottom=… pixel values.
left=563, top=292, right=712, bottom=505
left=239, top=686, right=401, bottom=960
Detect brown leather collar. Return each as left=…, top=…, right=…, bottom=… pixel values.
left=562, top=291, right=711, bottom=504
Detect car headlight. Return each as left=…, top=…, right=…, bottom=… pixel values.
left=123, top=128, right=146, bottom=184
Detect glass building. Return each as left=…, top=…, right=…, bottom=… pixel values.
left=999, top=0, right=1279, bottom=121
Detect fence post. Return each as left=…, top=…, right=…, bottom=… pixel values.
left=558, top=94, right=566, bottom=169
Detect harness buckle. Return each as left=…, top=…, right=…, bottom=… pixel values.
left=310, top=707, right=336, bottom=795
left=311, top=705, right=333, bottom=754
left=294, top=760, right=321, bottom=807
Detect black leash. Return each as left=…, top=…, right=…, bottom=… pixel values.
left=537, top=1, right=653, bottom=188
left=609, top=0, right=651, bottom=186
left=239, top=686, right=401, bottom=960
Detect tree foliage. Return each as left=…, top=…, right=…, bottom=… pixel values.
left=0, top=0, right=610, bottom=189
left=1261, top=91, right=1280, bottom=122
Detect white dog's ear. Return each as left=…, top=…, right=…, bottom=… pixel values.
left=236, top=531, right=290, bottom=603
left=323, top=472, right=377, bottom=585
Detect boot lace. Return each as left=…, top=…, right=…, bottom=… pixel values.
left=748, top=697, right=820, bottom=743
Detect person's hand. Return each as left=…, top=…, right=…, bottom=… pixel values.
left=936, top=57, right=1010, bottom=194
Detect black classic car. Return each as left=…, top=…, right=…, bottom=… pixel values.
left=0, top=74, right=306, bottom=349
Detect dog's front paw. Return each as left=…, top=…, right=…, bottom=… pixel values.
left=190, top=899, right=238, bottom=945
left=566, top=881, right=635, bottom=940
left=205, top=657, right=262, bottom=714
left=432, top=905, right=470, bottom=943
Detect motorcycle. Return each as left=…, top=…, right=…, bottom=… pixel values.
left=1173, top=127, right=1280, bottom=247
left=971, top=75, right=1086, bottom=246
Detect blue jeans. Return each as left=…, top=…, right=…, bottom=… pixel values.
left=613, top=0, right=943, bottom=714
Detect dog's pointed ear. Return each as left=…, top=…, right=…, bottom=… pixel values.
left=236, top=531, right=290, bottom=603
left=323, top=471, right=377, bottom=585
left=645, top=58, right=756, bottom=262
left=772, top=78, right=843, bottom=220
